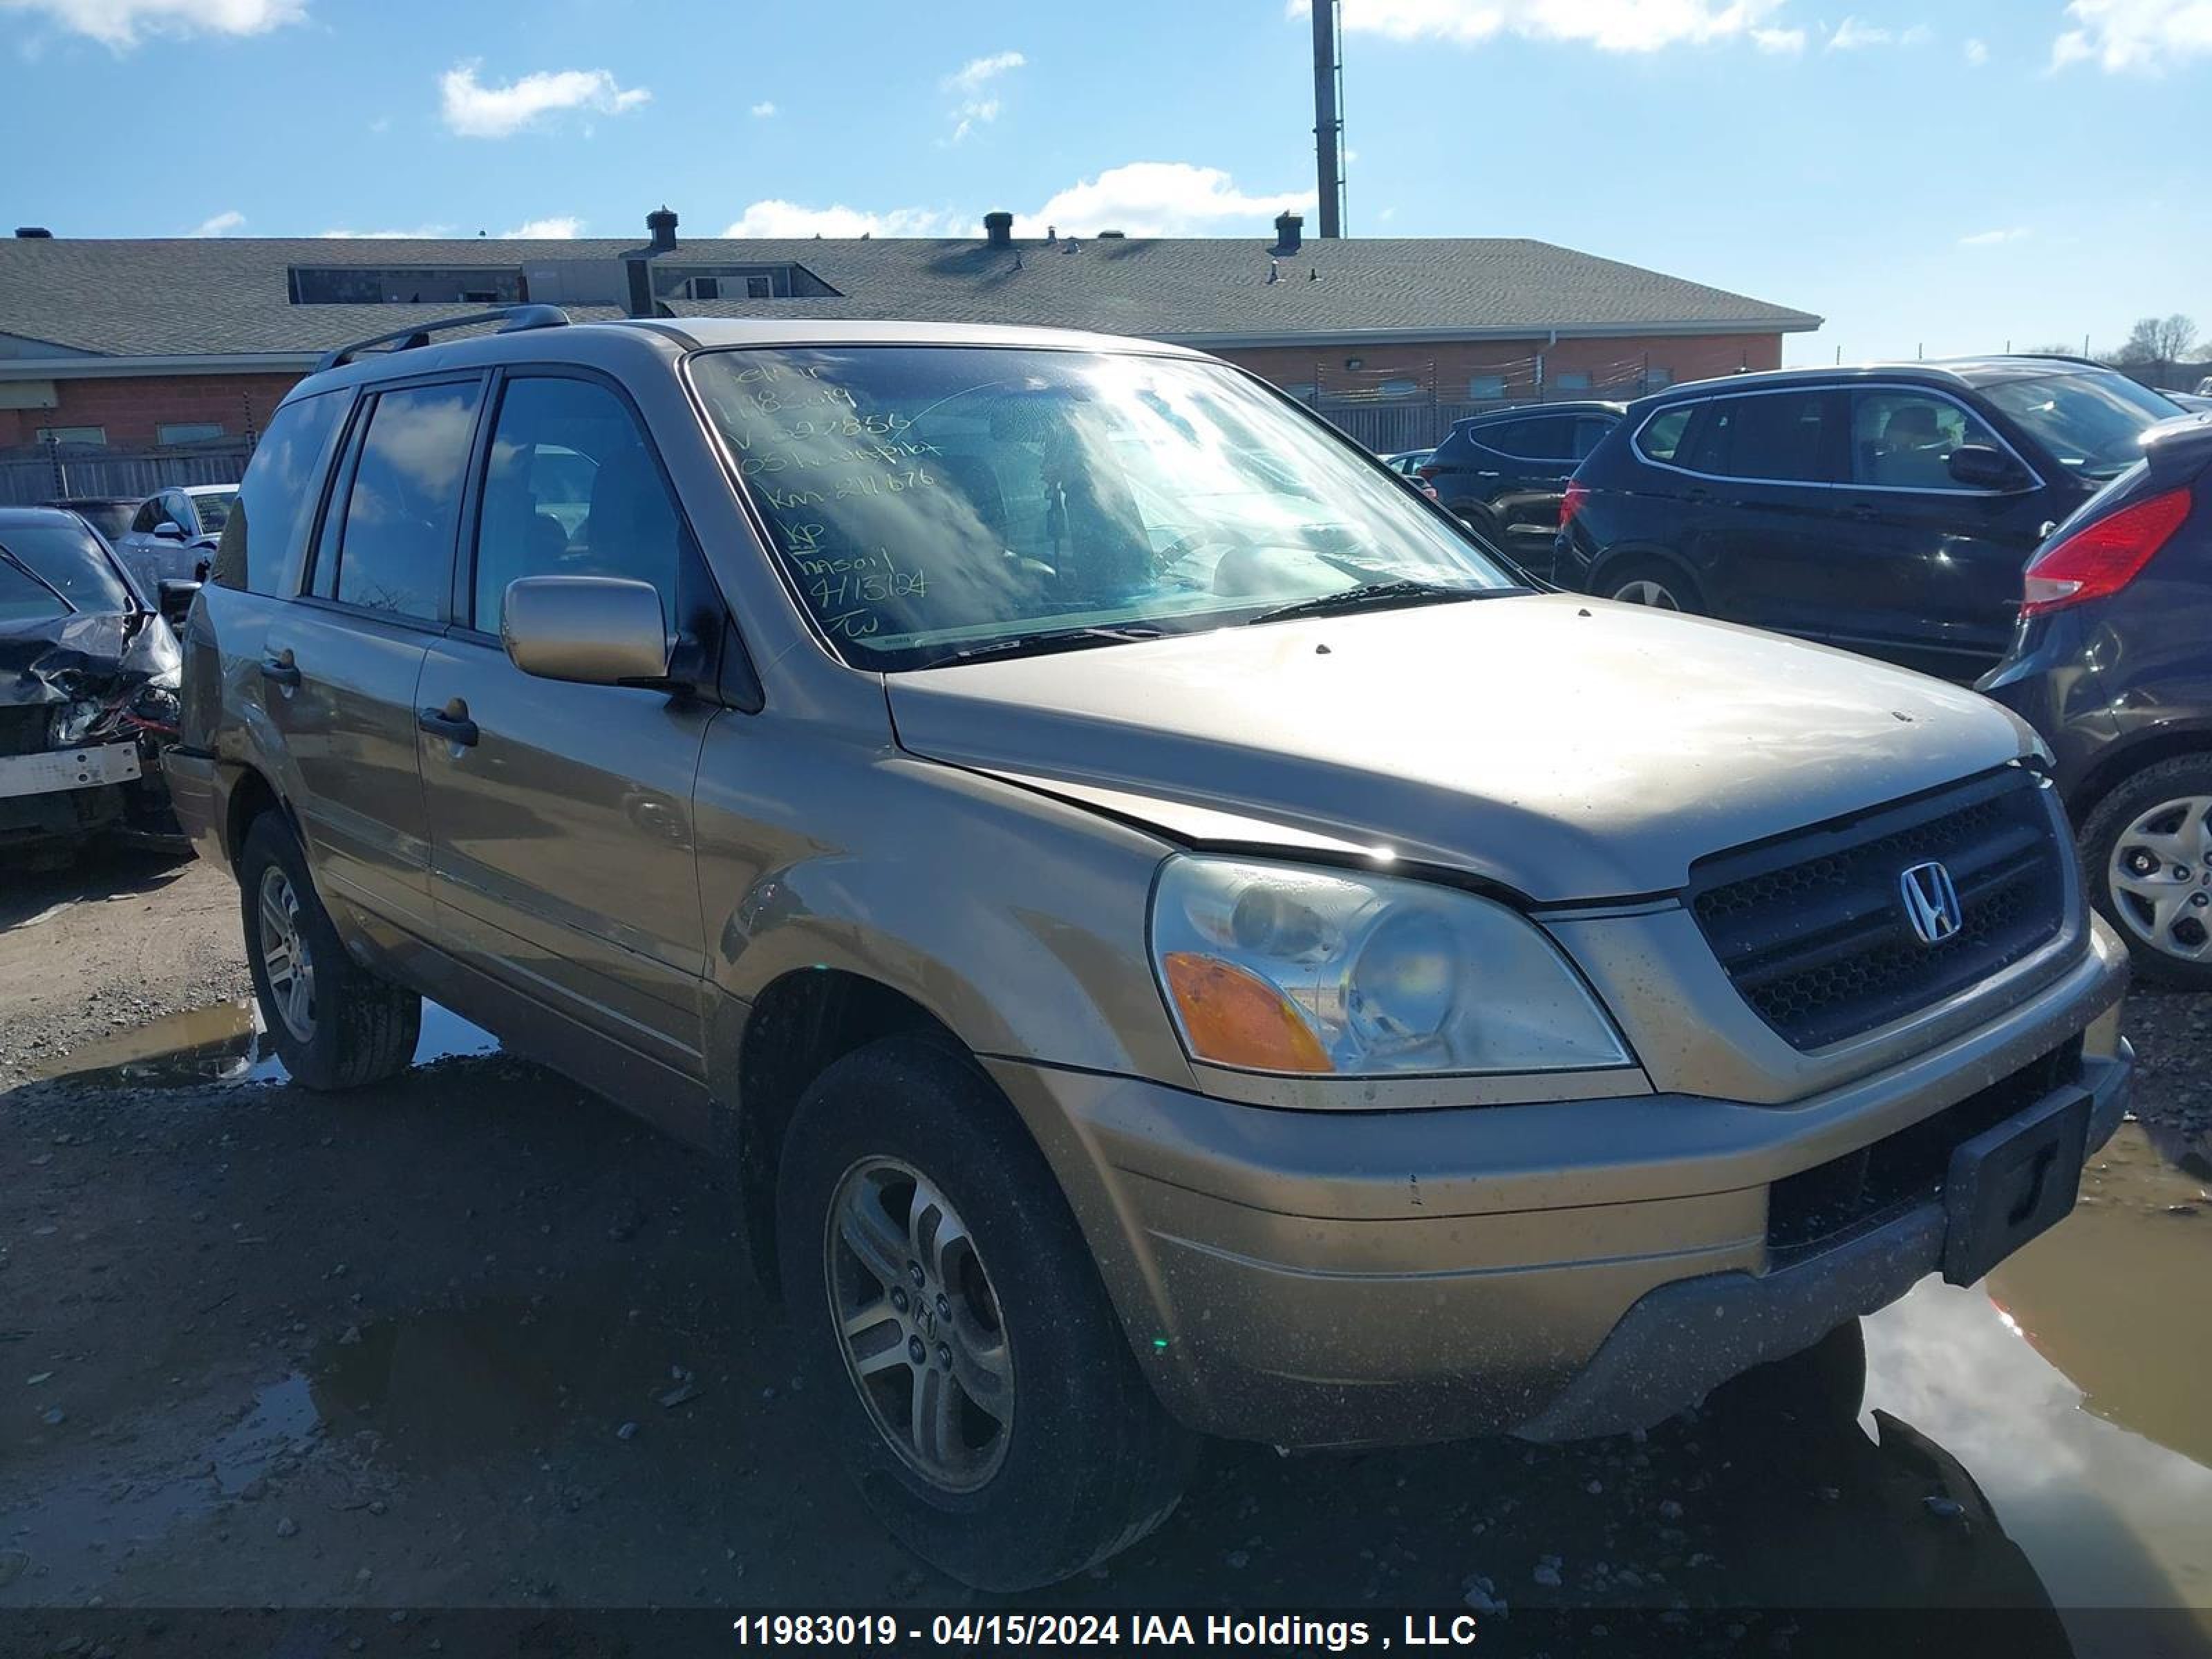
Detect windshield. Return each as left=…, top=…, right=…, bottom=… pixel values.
left=64, top=501, right=136, bottom=541
left=691, top=346, right=1518, bottom=668
left=0, top=518, right=135, bottom=616
left=190, top=490, right=238, bottom=534
left=1982, top=371, right=2179, bottom=482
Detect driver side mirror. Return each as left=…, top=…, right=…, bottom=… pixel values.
left=151, top=521, right=186, bottom=541
left=1947, top=444, right=2024, bottom=491
left=500, top=575, right=671, bottom=688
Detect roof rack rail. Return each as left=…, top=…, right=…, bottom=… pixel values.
left=315, top=303, right=570, bottom=374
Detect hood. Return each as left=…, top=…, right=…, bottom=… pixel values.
left=885, top=594, right=2036, bottom=903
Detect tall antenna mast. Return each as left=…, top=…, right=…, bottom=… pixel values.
left=1311, top=0, right=1345, bottom=237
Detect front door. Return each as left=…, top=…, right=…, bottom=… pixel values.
left=260, top=375, right=485, bottom=939
left=1830, top=386, right=2054, bottom=679
left=413, top=369, right=717, bottom=1080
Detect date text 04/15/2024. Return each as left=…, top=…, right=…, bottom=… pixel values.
left=728, top=1613, right=1483, bottom=1649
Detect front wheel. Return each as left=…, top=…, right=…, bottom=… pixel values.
left=776, top=1035, right=1194, bottom=1590
left=237, top=811, right=421, bottom=1090
left=2079, top=755, right=2212, bottom=988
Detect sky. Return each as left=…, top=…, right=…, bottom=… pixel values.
left=3, top=0, right=2209, bottom=366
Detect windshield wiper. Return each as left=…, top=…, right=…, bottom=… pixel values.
left=1244, top=579, right=1508, bottom=626
left=925, top=624, right=1166, bottom=668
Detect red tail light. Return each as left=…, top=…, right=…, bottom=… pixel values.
left=1560, top=480, right=1590, bottom=529
left=1416, top=462, right=1441, bottom=480
left=2021, top=485, right=2192, bottom=617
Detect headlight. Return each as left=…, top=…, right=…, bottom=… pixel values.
left=49, top=699, right=109, bottom=746
left=1149, top=854, right=1631, bottom=1078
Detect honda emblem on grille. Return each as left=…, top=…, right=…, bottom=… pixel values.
left=1899, top=861, right=1963, bottom=946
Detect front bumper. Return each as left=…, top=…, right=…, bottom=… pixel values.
left=987, top=920, right=2130, bottom=1448
left=161, top=744, right=229, bottom=872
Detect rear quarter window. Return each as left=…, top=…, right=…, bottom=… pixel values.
left=215, top=390, right=348, bottom=595
left=1637, top=406, right=1693, bottom=463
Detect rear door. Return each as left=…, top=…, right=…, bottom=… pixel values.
left=259, top=374, right=485, bottom=939
left=1470, top=415, right=1581, bottom=556
left=1831, top=386, right=2051, bottom=677
left=413, top=368, right=718, bottom=1080
left=1669, top=388, right=1855, bottom=641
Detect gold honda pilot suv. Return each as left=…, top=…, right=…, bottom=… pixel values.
left=166, top=308, right=2133, bottom=1589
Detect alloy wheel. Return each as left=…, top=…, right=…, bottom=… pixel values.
left=1612, top=578, right=1681, bottom=610
left=2108, top=794, right=2212, bottom=964
left=825, top=1157, right=1014, bottom=1494
left=256, top=864, right=317, bottom=1042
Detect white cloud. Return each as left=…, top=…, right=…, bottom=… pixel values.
left=1958, top=226, right=2030, bottom=247
left=186, top=208, right=245, bottom=236
left=1827, top=15, right=1934, bottom=48
left=503, top=216, right=583, bottom=238
left=941, top=48, right=1023, bottom=141
left=1015, top=162, right=1313, bottom=238
left=2054, top=0, right=2212, bottom=71
left=1964, top=35, right=1989, bottom=64
left=0, top=0, right=301, bottom=47
left=439, top=62, right=650, bottom=139
left=721, top=160, right=1314, bottom=243
left=1313, top=0, right=1800, bottom=53
left=721, top=200, right=963, bottom=238
left=318, top=224, right=455, bottom=240
left=750, top=100, right=776, bottom=117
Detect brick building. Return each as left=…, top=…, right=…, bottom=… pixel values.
left=0, top=209, right=1818, bottom=482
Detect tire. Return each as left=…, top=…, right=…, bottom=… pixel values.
left=2077, top=754, right=2212, bottom=990
left=1599, top=558, right=1703, bottom=615
left=1705, top=1317, right=1867, bottom=1426
left=237, top=810, right=421, bottom=1091
left=1448, top=500, right=1503, bottom=543
left=775, top=1035, right=1196, bottom=1590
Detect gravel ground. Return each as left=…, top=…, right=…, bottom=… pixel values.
left=2, top=849, right=2209, bottom=1658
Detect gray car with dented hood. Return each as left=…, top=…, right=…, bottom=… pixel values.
left=165, top=309, right=2131, bottom=1589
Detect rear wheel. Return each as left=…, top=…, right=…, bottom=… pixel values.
left=1601, top=559, right=1702, bottom=614
left=2079, top=755, right=2212, bottom=988
left=776, top=1035, right=1194, bottom=1590
left=238, top=812, right=420, bottom=1090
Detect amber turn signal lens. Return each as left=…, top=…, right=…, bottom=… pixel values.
left=1161, top=952, right=1333, bottom=1074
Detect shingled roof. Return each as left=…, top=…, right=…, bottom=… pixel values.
left=0, top=232, right=1819, bottom=364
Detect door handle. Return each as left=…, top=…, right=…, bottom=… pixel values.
left=1846, top=502, right=1880, bottom=521
left=417, top=702, right=480, bottom=749
left=259, top=651, right=300, bottom=689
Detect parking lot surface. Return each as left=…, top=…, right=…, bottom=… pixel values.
left=4, top=851, right=2211, bottom=1655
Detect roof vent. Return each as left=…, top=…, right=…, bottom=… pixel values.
left=15, top=226, right=53, bottom=239
left=1096, top=229, right=1125, bottom=239
left=1273, top=212, right=1303, bottom=254
left=646, top=205, right=678, bottom=253
left=984, top=210, right=1014, bottom=247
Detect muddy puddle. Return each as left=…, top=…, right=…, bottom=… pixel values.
left=26, top=997, right=498, bottom=1088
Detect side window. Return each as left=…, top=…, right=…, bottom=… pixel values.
left=1474, top=418, right=1572, bottom=462
left=470, top=375, right=687, bottom=633
left=1637, top=406, right=1693, bottom=463
left=1678, top=393, right=1838, bottom=483
left=1571, top=416, right=1615, bottom=460
left=330, top=379, right=483, bottom=621
left=214, top=390, right=347, bottom=593
left=131, top=498, right=160, bottom=534
left=1852, top=391, right=2004, bottom=491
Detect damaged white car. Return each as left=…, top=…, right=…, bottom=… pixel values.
left=1, top=506, right=186, bottom=861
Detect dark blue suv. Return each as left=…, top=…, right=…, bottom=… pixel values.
left=1557, top=359, right=2185, bottom=679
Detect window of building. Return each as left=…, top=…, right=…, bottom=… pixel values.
left=470, top=375, right=691, bottom=634
left=1376, top=377, right=1421, bottom=399
left=1645, top=367, right=1674, bottom=390
left=1552, top=372, right=1593, bottom=393
left=158, top=422, right=225, bottom=445
left=327, top=379, right=482, bottom=621
left=691, top=276, right=722, bottom=300
left=1466, top=374, right=1508, bottom=401
left=36, top=425, right=104, bottom=446
left=289, top=266, right=524, bottom=306
left=745, top=275, right=773, bottom=299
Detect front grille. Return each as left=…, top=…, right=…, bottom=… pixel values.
left=1689, top=769, right=2068, bottom=1051
left=1767, top=1038, right=2083, bottom=1263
